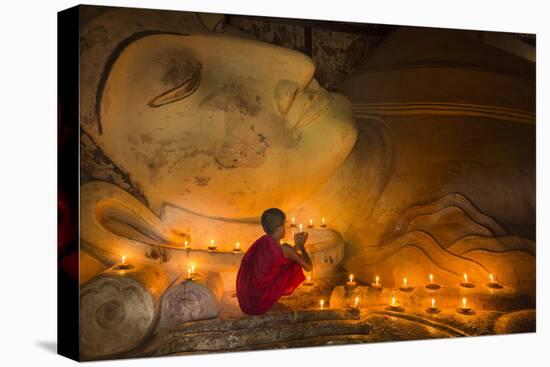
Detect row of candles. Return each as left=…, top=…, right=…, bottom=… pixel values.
left=176, top=217, right=328, bottom=253
left=315, top=272, right=502, bottom=313
left=116, top=255, right=496, bottom=315
left=305, top=272, right=501, bottom=290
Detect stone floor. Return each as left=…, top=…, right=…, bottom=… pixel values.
left=131, top=272, right=535, bottom=358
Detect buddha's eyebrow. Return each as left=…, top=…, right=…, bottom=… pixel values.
left=148, top=62, right=202, bottom=108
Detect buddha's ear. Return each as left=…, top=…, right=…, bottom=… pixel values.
left=148, top=62, right=202, bottom=107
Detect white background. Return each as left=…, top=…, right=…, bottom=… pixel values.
left=0, top=0, right=547, bottom=365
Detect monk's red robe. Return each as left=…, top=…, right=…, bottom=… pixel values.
left=236, top=234, right=305, bottom=315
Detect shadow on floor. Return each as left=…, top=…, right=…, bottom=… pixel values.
left=36, top=341, right=57, bottom=354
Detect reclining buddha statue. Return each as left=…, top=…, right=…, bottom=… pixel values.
left=78, top=8, right=534, bottom=299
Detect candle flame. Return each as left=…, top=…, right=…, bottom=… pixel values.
left=320, top=299, right=325, bottom=309
left=309, top=219, right=313, bottom=225
left=191, top=264, right=195, bottom=274
left=463, top=273, right=468, bottom=283
left=322, top=217, right=326, bottom=225
left=184, top=240, right=188, bottom=248
left=299, top=224, right=303, bottom=232
left=375, top=275, right=380, bottom=285
left=236, top=242, right=240, bottom=249
left=121, top=255, right=126, bottom=265
left=462, top=297, right=467, bottom=308
left=429, top=274, right=434, bottom=283
left=431, top=298, right=436, bottom=308
left=489, top=274, right=494, bottom=283
left=349, top=274, right=354, bottom=283
left=403, top=277, right=408, bottom=287
left=210, top=239, right=215, bottom=246
left=187, top=268, right=192, bottom=278
left=292, top=217, right=295, bottom=224
left=307, top=275, right=311, bottom=282
left=391, top=296, right=396, bottom=306
left=354, top=296, right=360, bottom=308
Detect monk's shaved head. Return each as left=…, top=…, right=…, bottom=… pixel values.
left=261, top=208, right=286, bottom=235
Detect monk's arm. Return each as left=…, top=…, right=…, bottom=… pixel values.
left=281, top=244, right=313, bottom=272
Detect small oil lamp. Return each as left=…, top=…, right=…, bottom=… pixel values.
left=487, top=274, right=502, bottom=289
left=233, top=241, right=242, bottom=253
left=388, top=296, right=400, bottom=310
left=303, top=273, right=314, bottom=286
left=321, top=218, right=327, bottom=227
left=207, top=239, right=217, bottom=251
left=346, top=274, right=357, bottom=287
left=458, top=297, right=472, bottom=314
left=427, top=297, right=439, bottom=313
left=372, top=275, right=382, bottom=289
left=185, top=267, right=194, bottom=280
left=399, top=277, right=412, bottom=291
left=308, top=219, right=314, bottom=228
left=426, top=273, right=440, bottom=290
left=319, top=299, right=325, bottom=310
left=290, top=217, right=296, bottom=227
left=114, top=255, right=133, bottom=270
left=460, top=273, right=474, bottom=288
left=353, top=296, right=360, bottom=309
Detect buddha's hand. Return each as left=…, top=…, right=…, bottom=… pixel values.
left=294, top=232, right=309, bottom=250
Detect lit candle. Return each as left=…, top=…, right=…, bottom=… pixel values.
left=320, top=299, right=325, bottom=310
left=321, top=217, right=326, bottom=227
left=115, top=255, right=132, bottom=269
left=458, top=296, right=472, bottom=314
left=208, top=239, right=216, bottom=251
left=291, top=217, right=296, bottom=225
left=372, top=275, right=382, bottom=288
left=354, top=296, right=360, bottom=308
left=388, top=296, right=400, bottom=309
left=184, top=240, right=189, bottom=249
left=489, top=274, right=494, bottom=283
left=431, top=298, right=436, bottom=308
left=304, top=273, right=313, bottom=286
left=299, top=223, right=303, bottom=233
left=186, top=267, right=192, bottom=280
left=463, top=273, right=468, bottom=283
left=308, top=219, right=314, bottom=228
left=346, top=274, right=356, bottom=287
left=403, top=277, right=408, bottom=287
left=233, top=241, right=241, bottom=252
left=426, top=273, right=440, bottom=289
left=191, top=264, right=196, bottom=274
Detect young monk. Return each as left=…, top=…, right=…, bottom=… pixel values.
left=236, top=208, right=313, bottom=315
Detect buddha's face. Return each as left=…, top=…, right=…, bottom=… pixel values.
left=99, top=33, right=357, bottom=218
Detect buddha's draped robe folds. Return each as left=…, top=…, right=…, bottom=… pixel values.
left=236, top=234, right=305, bottom=315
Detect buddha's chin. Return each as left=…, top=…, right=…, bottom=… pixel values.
left=298, top=92, right=357, bottom=164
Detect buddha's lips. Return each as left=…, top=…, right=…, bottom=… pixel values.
left=289, top=88, right=331, bottom=135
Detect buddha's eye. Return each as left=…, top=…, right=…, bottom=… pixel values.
left=273, top=80, right=299, bottom=116
left=148, top=62, right=202, bottom=107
